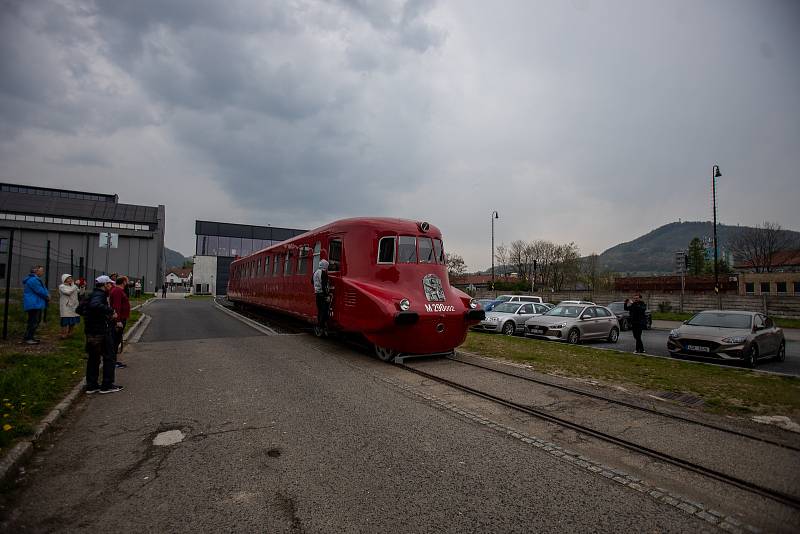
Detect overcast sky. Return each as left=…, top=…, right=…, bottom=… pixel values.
left=2, top=0, right=798, bottom=271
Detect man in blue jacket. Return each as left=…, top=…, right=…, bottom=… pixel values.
left=23, top=265, right=50, bottom=345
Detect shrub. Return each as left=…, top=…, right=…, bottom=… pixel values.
left=658, top=301, right=673, bottom=313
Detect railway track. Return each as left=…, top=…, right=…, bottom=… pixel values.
left=447, top=354, right=800, bottom=452
left=218, top=300, right=800, bottom=511
left=398, top=360, right=800, bottom=511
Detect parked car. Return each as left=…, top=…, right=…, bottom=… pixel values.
left=473, top=301, right=551, bottom=335
left=495, top=294, right=544, bottom=304
left=525, top=303, right=619, bottom=344
left=477, top=299, right=502, bottom=312
left=666, top=310, right=785, bottom=368
left=607, top=301, right=653, bottom=331
left=557, top=300, right=596, bottom=306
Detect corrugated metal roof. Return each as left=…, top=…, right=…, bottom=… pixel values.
left=0, top=191, right=159, bottom=224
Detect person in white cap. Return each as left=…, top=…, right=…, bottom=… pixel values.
left=312, top=258, right=330, bottom=336
left=58, top=274, right=80, bottom=339
left=82, top=275, right=122, bottom=394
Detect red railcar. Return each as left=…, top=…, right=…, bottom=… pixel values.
left=227, top=218, right=484, bottom=361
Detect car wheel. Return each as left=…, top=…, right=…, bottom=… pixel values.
left=374, top=345, right=397, bottom=363
left=646, top=317, right=652, bottom=330
left=607, top=327, right=619, bottom=343
left=745, top=343, right=759, bottom=369
left=777, top=341, right=786, bottom=362
left=502, top=321, right=516, bottom=336
left=567, top=328, right=581, bottom=345
left=620, top=318, right=629, bottom=331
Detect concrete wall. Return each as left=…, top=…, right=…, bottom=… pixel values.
left=192, top=255, right=217, bottom=294
left=1, top=219, right=163, bottom=293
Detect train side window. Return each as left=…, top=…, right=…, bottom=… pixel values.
left=284, top=252, right=293, bottom=276
left=312, top=241, right=321, bottom=273
left=418, top=237, right=434, bottom=263
left=264, top=256, right=270, bottom=276
left=398, top=236, right=417, bottom=263
left=274, top=254, right=282, bottom=275
left=378, top=236, right=395, bottom=264
left=256, top=259, right=261, bottom=277
left=329, top=239, right=342, bottom=272
left=433, top=239, right=444, bottom=263
left=298, top=245, right=310, bottom=275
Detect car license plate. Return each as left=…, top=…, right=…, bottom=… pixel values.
left=536, top=327, right=547, bottom=334
left=687, top=345, right=710, bottom=352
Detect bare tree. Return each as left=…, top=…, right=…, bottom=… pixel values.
left=729, top=222, right=797, bottom=273
left=494, top=243, right=509, bottom=278
left=582, top=253, right=600, bottom=291
left=509, top=240, right=527, bottom=280
left=445, top=253, right=467, bottom=278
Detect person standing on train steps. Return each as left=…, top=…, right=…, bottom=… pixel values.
left=313, top=259, right=330, bottom=336
left=624, top=293, right=647, bottom=353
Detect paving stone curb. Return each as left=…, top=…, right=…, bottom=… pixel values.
left=379, top=375, right=763, bottom=534
left=0, top=308, right=151, bottom=488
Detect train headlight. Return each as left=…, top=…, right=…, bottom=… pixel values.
left=399, top=298, right=411, bottom=311
left=469, top=299, right=478, bottom=309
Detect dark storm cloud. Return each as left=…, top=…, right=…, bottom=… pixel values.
left=1, top=0, right=798, bottom=268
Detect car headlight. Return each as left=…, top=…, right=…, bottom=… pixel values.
left=721, top=336, right=747, bottom=344
left=668, top=329, right=681, bottom=339
left=399, top=298, right=411, bottom=311
left=469, top=299, right=478, bottom=309
left=490, top=316, right=499, bottom=322
left=551, top=322, right=567, bottom=329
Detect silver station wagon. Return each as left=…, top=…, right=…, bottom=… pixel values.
left=473, top=302, right=550, bottom=335
left=525, top=304, right=620, bottom=344
left=666, top=310, right=785, bottom=368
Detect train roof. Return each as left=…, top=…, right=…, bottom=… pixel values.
left=231, top=217, right=443, bottom=263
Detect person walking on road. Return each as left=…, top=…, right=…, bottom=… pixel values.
left=134, top=279, right=142, bottom=298
left=161, top=284, right=167, bottom=298
left=23, top=265, right=50, bottom=345
left=312, top=259, right=330, bottom=336
left=109, top=277, right=131, bottom=365
left=624, top=293, right=647, bottom=353
left=82, top=275, right=122, bottom=394
left=58, top=274, right=80, bottom=339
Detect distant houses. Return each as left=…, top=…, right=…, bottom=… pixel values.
left=165, top=267, right=192, bottom=288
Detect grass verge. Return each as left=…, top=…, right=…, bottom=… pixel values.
left=461, top=332, right=800, bottom=417
left=0, top=293, right=143, bottom=453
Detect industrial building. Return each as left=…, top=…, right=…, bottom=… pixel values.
left=193, top=220, right=306, bottom=295
left=0, top=183, right=165, bottom=293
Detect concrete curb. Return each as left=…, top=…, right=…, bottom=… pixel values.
left=0, top=303, right=152, bottom=487
left=213, top=300, right=278, bottom=336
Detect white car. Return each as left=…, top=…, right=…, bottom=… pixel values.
left=495, top=294, right=544, bottom=304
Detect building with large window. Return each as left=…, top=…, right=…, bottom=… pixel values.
left=0, top=183, right=165, bottom=293
left=193, top=220, right=306, bottom=295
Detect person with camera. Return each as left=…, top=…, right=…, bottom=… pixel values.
left=624, top=294, right=647, bottom=353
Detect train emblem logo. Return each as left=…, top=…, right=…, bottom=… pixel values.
left=422, top=274, right=446, bottom=302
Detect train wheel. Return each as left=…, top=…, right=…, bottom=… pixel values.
left=374, top=345, right=397, bottom=363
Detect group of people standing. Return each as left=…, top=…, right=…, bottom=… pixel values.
left=21, top=265, right=132, bottom=394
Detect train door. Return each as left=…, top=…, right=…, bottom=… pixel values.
left=327, top=235, right=344, bottom=325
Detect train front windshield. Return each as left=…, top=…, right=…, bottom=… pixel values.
left=380, top=235, right=445, bottom=265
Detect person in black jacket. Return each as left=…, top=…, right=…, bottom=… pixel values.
left=82, top=276, right=122, bottom=394
left=624, top=294, right=647, bottom=353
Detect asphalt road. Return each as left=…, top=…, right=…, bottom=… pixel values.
left=1, top=299, right=708, bottom=533
left=586, top=327, right=800, bottom=376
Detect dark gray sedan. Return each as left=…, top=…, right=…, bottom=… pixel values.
left=666, top=310, right=785, bottom=368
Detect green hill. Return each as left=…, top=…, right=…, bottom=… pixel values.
left=598, top=221, right=800, bottom=274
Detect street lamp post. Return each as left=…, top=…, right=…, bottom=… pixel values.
left=491, top=211, right=499, bottom=291
left=712, top=164, right=722, bottom=294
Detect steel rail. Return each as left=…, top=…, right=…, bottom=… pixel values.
left=447, top=354, right=800, bottom=453
left=398, top=362, right=800, bottom=510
